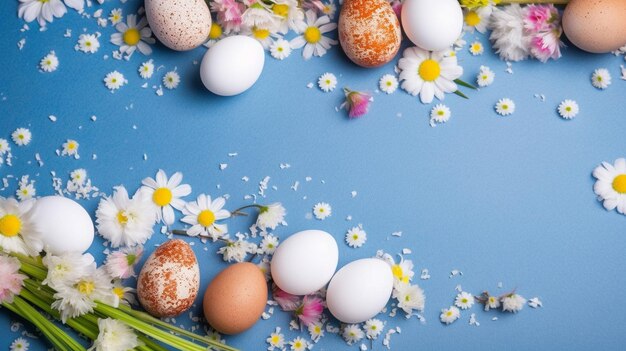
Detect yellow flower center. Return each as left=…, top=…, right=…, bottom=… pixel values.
left=446, top=311, right=453, bottom=316
left=253, top=27, right=270, bottom=40
left=0, top=214, right=21, bottom=237
left=462, top=298, right=468, bottom=303
left=613, top=174, right=626, bottom=193
left=502, top=104, right=509, bottom=110
left=117, top=211, right=129, bottom=225
left=77, top=280, right=95, bottom=295
left=67, top=141, right=77, bottom=150
left=304, top=26, right=321, bottom=44
left=273, top=4, right=289, bottom=18
left=209, top=23, right=222, bottom=40
left=123, top=28, right=141, bottom=46
left=198, top=210, right=216, bottom=227
left=565, top=106, right=571, bottom=112
left=271, top=335, right=280, bottom=344
left=113, top=287, right=125, bottom=299
left=465, top=11, right=480, bottom=26
left=418, top=59, right=441, bottom=82
left=438, top=110, right=444, bottom=116
left=352, top=234, right=359, bottom=240
left=391, top=264, right=403, bottom=279
left=152, top=187, right=172, bottom=206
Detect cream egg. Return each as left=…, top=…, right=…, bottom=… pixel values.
left=326, top=258, right=393, bottom=323
left=200, top=36, right=265, bottom=96
left=32, top=196, right=94, bottom=255
left=145, top=0, right=211, bottom=51
left=562, top=0, right=626, bottom=53
left=270, top=230, right=338, bottom=295
left=401, top=0, right=463, bottom=51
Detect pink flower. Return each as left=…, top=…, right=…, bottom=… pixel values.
left=530, top=29, right=563, bottom=63
left=211, top=0, right=245, bottom=33
left=272, top=283, right=300, bottom=311
left=342, top=88, right=372, bottom=119
left=390, top=0, right=402, bottom=19
left=0, top=256, right=27, bottom=303
left=104, top=246, right=143, bottom=279
left=302, top=0, right=326, bottom=14
left=524, top=5, right=557, bottom=32
left=295, top=295, right=324, bottom=327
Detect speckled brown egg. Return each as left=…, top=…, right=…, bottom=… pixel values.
left=338, top=0, right=401, bottom=67
left=203, top=262, right=267, bottom=335
left=145, top=0, right=211, bottom=51
left=562, top=0, right=626, bottom=53
left=137, top=240, right=199, bottom=318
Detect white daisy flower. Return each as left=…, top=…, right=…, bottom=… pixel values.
left=272, top=0, right=304, bottom=34
left=593, top=158, right=626, bottom=215
left=591, top=68, right=611, bottom=89
left=440, top=306, right=460, bottom=324
left=40, top=51, right=59, bottom=72
left=469, top=41, right=484, bottom=55
left=267, top=327, right=285, bottom=349
left=364, top=318, right=384, bottom=339
left=484, top=294, right=500, bottom=311
left=557, top=99, right=579, bottom=119
left=313, top=202, right=331, bottom=220
left=495, top=98, right=515, bottom=116
left=104, top=71, right=127, bottom=91
left=290, top=10, right=337, bottom=60
left=70, top=168, right=87, bottom=185
left=382, top=253, right=414, bottom=284
left=260, top=234, right=279, bottom=254
left=217, top=238, right=257, bottom=262
left=42, top=253, right=95, bottom=290
left=393, top=282, right=425, bottom=314
left=318, top=72, right=337, bottom=92
left=61, top=139, right=79, bottom=158
left=454, top=291, right=475, bottom=310
left=308, top=321, right=324, bottom=342
left=138, top=60, right=155, bottom=79
left=11, top=128, right=32, bottom=146
left=111, top=281, right=137, bottom=306
left=256, top=203, right=286, bottom=231
left=0, top=197, right=42, bottom=256
left=244, top=26, right=280, bottom=49
left=242, top=3, right=281, bottom=32
left=16, top=182, right=35, bottom=201
left=181, top=194, right=230, bottom=241
left=345, top=225, right=366, bottom=248
left=476, top=65, right=495, bottom=87
left=430, top=104, right=451, bottom=126
left=109, top=8, right=122, bottom=25
left=163, top=70, right=180, bottom=89
left=399, top=47, right=463, bottom=104
left=270, top=38, right=292, bottom=60
left=18, top=0, right=66, bottom=27
left=92, top=318, right=139, bottom=351
left=141, top=169, right=192, bottom=225
left=501, top=293, right=526, bottom=313
left=463, top=6, right=492, bottom=34
left=10, top=337, right=29, bottom=351
left=379, top=74, right=398, bottom=94
left=342, top=324, right=364, bottom=345
left=0, top=139, right=9, bottom=154
left=110, top=14, right=155, bottom=57
left=95, top=185, right=156, bottom=247
left=76, top=33, right=100, bottom=53
left=321, top=1, right=337, bottom=18
left=289, top=336, right=308, bottom=351
left=489, top=4, right=530, bottom=62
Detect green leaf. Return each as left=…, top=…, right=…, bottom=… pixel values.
left=454, top=90, right=469, bottom=99
left=454, top=79, right=478, bottom=90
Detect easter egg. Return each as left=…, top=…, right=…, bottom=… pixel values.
left=31, top=196, right=94, bottom=255
left=203, top=262, right=267, bottom=334
left=270, top=230, right=338, bottom=295
left=562, top=0, right=626, bottom=53
left=200, top=35, right=265, bottom=96
left=145, top=0, right=211, bottom=51
left=326, top=258, right=393, bottom=323
left=137, top=240, right=199, bottom=318
left=401, top=0, right=463, bottom=51
left=338, top=0, right=402, bottom=67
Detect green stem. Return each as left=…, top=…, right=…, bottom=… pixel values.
left=18, top=260, right=48, bottom=281
left=231, top=204, right=263, bottom=217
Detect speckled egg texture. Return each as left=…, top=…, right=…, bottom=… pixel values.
left=145, top=0, right=211, bottom=51
left=562, top=0, right=626, bottom=53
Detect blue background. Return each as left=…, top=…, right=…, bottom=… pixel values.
left=2, top=0, right=626, bottom=350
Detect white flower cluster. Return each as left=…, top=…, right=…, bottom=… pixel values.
left=440, top=290, right=533, bottom=325
left=379, top=251, right=426, bottom=317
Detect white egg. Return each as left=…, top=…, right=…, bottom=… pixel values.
left=326, top=258, right=393, bottom=323
left=270, top=230, right=338, bottom=295
left=200, top=36, right=265, bottom=96
left=401, top=0, right=463, bottom=51
left=32, top=196, right=94, bottom=255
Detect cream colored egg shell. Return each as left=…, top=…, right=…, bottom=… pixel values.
left=146, top=0, right=211, bottom=51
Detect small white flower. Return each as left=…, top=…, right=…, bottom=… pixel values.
left=313, top=202, right=331, bottom=220
left=290, top=10, right=338, bottom=60
left=495, top=98, right=515, bottom=116
left=40, top=51, right=59, bottom=72
left=484, top=295, right=500, bottom=311
left=18, top=0, right=67, bottom=27
left=42, top=253, right=95, bottom=290
left=77, top=33, right=100, bottom=53
left=270, top=38, right=292, bottom=60
left=345, top=225, right=366, bottom=248
left=163, top=70, right=180, bottom=89
left=557, top=99, right=579, bottom=119
left=70, top=168, right=87, bottom=185
left=260, top=234, right=279, bottom=254
left=469, top=41, right=484, bottom=55
left=138, top=59, right=155, bottom=79
left=10, top=337, right=29, bottom=351
left=110, top=14, right=155, bottom=57
left=591, top=68, right=611, bottom=89
left=592, top=158, right=626, bottom=215
left=267, top=327, right=285, bottom=349
left=61, top=139, right=79, bottom=158
left=342, top=324, right=364, bottom=345
left=91, top=318, right=139, bottom=351
left=141, top=169, right=192, bottom=225
left=181, top=194, right=230, bottom=241
left=289, top=336, right=308, bottom=351
left=104, top=71, right=127, bottom=91
left=318, top=72, right=337, bottom=92
left=440, top=306, right=460, bottom=324
left=430, top=104, right=451, bottom=126
left=364, top=318, right=384, bottom=339
left=217, top=237, right=257, bottom=262
left=501, top=293, right=526, bottom=313
left=476, top=65, right=495, bottom=87
left=528, top=297, right=543, bottom=308
left=109, top=8, right=122, bottom=25
left=16, top=182, right=35, bottom=201
left=382, top=253, right=414, bottom=284
left=11, top=128, right=32, bottom=146
left=454, top=291, right=475, bottom=310
left=463, top=7, right=491, bottom=34
left=0, top=197, right=42, bottom=256
left=308, top=321, right=324, bottom=342
left=256, top=203, right=286, bottom=231
left=379, top=74, right=398, bottom=94
left=393, top=282, right=425, bottom=314
left=0, top=139, right=9, bottom=154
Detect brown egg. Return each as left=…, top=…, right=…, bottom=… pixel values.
left=562, top=0, right=626, bottom=53
left=203, top=262, right=267, bottom=335
left=145, top=0, right=212, bottom=51
left=137, top=240, right=200, bottom=318
left=338, top=0, right=402, bottom=67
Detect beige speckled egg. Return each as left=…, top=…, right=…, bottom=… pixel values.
left=137, top=240, right=199, bottom=318
left=562, top=0, right=626, bottom=53
left=338, top=0, right=401, bottom=67
left=145, top=0, right=211, bottom=51
left=203, top=262, right=267, bottom=335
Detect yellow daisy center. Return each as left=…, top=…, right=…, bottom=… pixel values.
left=0, top=214, right=21, bottom=237
left=446, top=311, right=453, bottom=316
left=304, top=26, right=321, bottom=44
left=391, top=264, right=403, bottom=279
left=113, top=287, right=125, bottom=299
left=273, top=4, right=289, bottom=18
left=39, top=0, right=49, bottom=3
left=253, top=27, right=270, bottom=40
left=117, top=211, right=129, bottom=225
left=613, top=174, right=626, bottom=193
left=438, top=110, right=445, bottom=116
left=352, top=234, right=359, bottom=240
left=67, top=141, right=77, bottom=150
left=209, top=23, right=222, bottom=39
left=465, top=11, right=480, bottom=26
left=77, top=280, right=95, bottom=295
left=198, top=210, right=216, bottom=227
left=295, top=341, right=302, bottom=347
left=153, top=187, right=172, bottom=206
left=418, top=59, right=441, bottom=82
left=123, top=28, right=141, bottom=46
left=462, top=298, right=468, bottom=303
left=271, top=335, right=280, bottom=344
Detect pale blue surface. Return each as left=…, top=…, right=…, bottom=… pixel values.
left=2, top=0, right=626, bottom=350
